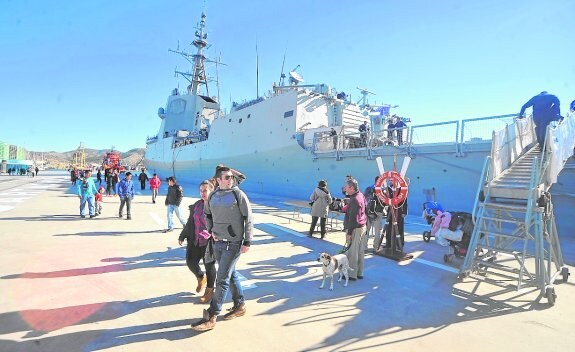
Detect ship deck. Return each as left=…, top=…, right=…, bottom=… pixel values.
left=1, top=172, right=574, bottom=352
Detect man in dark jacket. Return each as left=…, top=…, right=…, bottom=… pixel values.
left=518, top=91, right=561, bottom=146
left=163, top=176, right=186, bottom=232
left=138, top=169, right=149, bottom=190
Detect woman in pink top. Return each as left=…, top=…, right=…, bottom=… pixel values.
left=149, top=173, right=162, bottom=204
left=178, top=180, right=217, bottom=303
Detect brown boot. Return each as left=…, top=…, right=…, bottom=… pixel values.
left=222, top=303, right=246, bottom=321
left=195, top=274, right=207, bottom=293
left=199, top=287, right=214, bottom=303
left=191, top=309, right=216, bottom=331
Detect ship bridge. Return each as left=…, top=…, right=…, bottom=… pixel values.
left=460, top=113, right=575, bottom=305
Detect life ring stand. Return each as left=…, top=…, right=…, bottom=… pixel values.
left=374, top=171, right=408, bottom=207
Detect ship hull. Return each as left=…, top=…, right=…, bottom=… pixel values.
left=145, top=139, right=490, bottom=213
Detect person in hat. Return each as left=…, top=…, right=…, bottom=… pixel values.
left=117, top=172, right=135, bottom=220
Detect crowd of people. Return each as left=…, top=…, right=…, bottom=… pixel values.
left=65, top=92, right=574, bottom=333
left=72, top=164, right=254, bottom=332
left=4, top=166, right=38, bottom=176
left=307, top=173, right=409, bottom=281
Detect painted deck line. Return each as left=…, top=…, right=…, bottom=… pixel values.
left=261, top=221, right=458, bottom=275
left=259, top=223, right=306, bottom=237
left=413, top=258, right=460, bottom=274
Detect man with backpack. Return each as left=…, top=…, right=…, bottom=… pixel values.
left=364, top=176, right=387, bottom=251
left=76, top=169, right=98, bottom=219
left=191, top=165, right=253, bottom=332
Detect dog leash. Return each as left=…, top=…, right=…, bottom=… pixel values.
left=338, top=242, right=351, bottom=254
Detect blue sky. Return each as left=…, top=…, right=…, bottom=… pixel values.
left=1, top=0, right=573, bottom=152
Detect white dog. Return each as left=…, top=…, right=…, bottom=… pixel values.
left=317, top=252, right=353, bottom=290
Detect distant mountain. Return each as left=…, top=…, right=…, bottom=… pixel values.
left=31, top=148, right=146, bottom=170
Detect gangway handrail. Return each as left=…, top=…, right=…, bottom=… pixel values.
left=537, top=114, right=575, bottom=189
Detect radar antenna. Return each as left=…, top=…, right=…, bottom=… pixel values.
left=289, top=65, right=303, bottom=85
left=357, top=86, right=376, bottom=108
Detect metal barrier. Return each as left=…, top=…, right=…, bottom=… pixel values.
left=311, top=113, right=516, bottom=158
left=408, top=120, right=459, bottom=155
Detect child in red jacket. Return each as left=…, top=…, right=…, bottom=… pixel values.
left=95, top=186, right=105, bottom=216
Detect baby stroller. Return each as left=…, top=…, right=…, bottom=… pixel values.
left=422, top=201, right=443, bottom=242
left=441, top=212, right=474, bottom=263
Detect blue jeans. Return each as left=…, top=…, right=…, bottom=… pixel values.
left=80, top=195, right=95, bottom=216
left=208, top=241, right=244, bottom=316
left=166, top=204, right=186, bottom=229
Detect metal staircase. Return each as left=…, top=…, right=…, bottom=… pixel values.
left=460, top=117, right=572, bottom=305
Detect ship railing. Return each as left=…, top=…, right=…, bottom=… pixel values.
left=311, top=113, right=519, bottom=159
left=460, top=114, right=517, bottom=155
left=369, top=126, right=411, bottom=149
left=408, top=120, right=459, bottom=155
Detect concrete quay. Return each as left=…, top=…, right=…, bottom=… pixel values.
left=0, top=172, right=574, bottom=352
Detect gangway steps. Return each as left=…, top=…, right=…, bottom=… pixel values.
left=461, top=131, right=571, bottom=305
left=487, top=144, right=549, bottom=200
left=480, top=202, right=530, bottom=212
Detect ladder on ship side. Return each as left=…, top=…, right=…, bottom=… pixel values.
left=460, top=137, right=570, bottom=306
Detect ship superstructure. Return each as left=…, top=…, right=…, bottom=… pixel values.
left=145, top=12, right=512, bottom=212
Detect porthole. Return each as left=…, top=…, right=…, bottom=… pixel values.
left=247, top=114, right=251, bottom=118
left=239, top=118, right=243, bottom=123
left=229, top=118, right=232, bottom=122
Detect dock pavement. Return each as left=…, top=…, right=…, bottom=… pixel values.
left=1, top=172, right=574, bottom=352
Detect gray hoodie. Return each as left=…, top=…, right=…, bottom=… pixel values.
left=204, top=186, right=253, bottom=245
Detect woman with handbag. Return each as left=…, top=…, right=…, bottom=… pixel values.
left=178, top=180, right=217, bottom=303
left=308, top=180, right=332, bottom=239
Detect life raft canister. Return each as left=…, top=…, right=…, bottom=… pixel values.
left=374, top=171, right=408, bottom=206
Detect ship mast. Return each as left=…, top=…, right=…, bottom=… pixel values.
left=170, top=12, right=209, bottom=96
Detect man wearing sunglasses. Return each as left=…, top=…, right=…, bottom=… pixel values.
left=191, top=166, right=253, bottom=331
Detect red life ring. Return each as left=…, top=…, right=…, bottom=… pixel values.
left=374, top=171, right=408, bottom=206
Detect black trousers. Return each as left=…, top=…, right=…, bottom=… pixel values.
left=186, top=244, right=217, bottom=288
left=309, top=216, right=327, bottom=235
left=140, top=180, right=146, bottom=190
left=385, top=213, right=405, bottom=249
